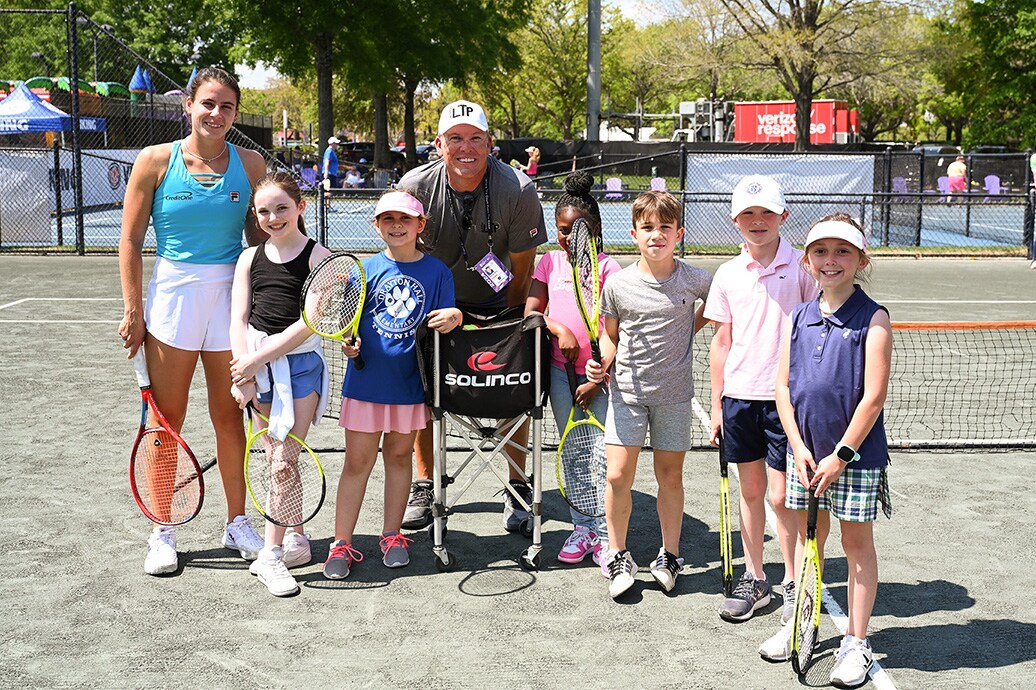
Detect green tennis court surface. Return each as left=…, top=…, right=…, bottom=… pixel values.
left=1, top=255, right=1034, bottom=688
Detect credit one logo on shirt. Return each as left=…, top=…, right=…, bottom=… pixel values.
left=163, top=192, right=193, bottom=202
left=444, top=350, right=531, bottom=387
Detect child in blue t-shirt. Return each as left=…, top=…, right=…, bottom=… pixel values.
left=323, top=190, right=462, bottom=580
left=762, top=213, right=892, bottom=687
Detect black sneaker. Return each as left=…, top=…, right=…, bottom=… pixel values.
left=649, top=547, right=684, bottom=592
left=502, top=478, right=532, bottom=532
left=401, top=480, right=434, bottom=530
left=719, top=571, right=772, bottom=621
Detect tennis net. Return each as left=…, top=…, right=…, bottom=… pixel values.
left=323, top=320, right=1036, bottom=450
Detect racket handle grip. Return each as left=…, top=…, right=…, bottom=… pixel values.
left=590, top=342, right=602, bottom=367
left=132, top=348, right=151, bottom=388
left=564, top=361, right=579, bottom=396
left=350, top=339, right=365, bottom=371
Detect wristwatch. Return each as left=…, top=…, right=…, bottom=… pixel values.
left=836, top=443, right=860, bottom=463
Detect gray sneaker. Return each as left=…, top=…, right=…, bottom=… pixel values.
left=401, top=480, right=434, bottom=530
left=502, top=478, right=532, bottom=532
left=781, top=580, right=796, bottom=625
left=379, top=531, right=412, bottom=568
left=719, top=572, right=772, bottom=621
left=323, top=540, right=362, bottom=580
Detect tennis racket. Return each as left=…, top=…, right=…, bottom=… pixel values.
left=301, top=252, right=367, bottom=370
left=129, top=348, right=207, bottom=526
left=792, top=471, right=823, bottom=675
left=567, top=216, right=602, bottom=364
left=555, top=362, right=607, bottom=518
left=718, top=433, right=734, bottom=597
left=244, top=402, right=326, bottom=528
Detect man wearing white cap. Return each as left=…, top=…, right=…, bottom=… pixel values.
left=323, top=136, right=341, bottom=189
left=398, top=99, right=547, bottom=532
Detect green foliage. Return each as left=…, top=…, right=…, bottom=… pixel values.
left=956, top=0, right=1036, bottom=147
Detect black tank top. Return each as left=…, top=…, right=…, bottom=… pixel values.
left=248, top=238, right=316, bottom=335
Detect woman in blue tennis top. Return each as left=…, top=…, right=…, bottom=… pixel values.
left=118, top=67, right=268, bottom=577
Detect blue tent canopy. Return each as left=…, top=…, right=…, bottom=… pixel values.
left=0, top=83, right=106, bottom=133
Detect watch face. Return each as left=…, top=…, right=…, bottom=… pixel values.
left=837, top=446, right=855, bottom=462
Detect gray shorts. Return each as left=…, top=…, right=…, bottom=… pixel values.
left=604, top=395, right=692, bottom=451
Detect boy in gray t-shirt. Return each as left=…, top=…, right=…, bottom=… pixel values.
left=586, top=190, right=712, bottom=600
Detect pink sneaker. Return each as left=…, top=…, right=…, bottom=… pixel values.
left=557, top=526, right=599, bottom=564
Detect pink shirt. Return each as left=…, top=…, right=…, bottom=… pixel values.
left=533, top=249, right=621, bottom=375
left=703, top=238, right=819, bottom=399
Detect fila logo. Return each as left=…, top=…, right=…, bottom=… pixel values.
left=230, top=191, right=240, bottom=202
left=449, top=104, right=475, bottom=118
left=467, top=351, right=506, bottom=372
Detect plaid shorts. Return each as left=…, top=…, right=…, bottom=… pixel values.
left=785, top=455, right=892, bottom=522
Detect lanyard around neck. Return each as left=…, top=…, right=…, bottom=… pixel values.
left=446, top=172, right=495, bottom=270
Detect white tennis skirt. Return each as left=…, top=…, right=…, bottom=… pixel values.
left=145, top=256, right=236, bottom=352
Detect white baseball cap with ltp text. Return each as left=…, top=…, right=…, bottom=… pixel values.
left=730, top=175, right=786, bottom=219
left=438, top=100, right=488, bottom=135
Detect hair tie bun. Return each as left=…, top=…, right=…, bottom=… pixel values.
left=564, top=170, right=594, bottom=196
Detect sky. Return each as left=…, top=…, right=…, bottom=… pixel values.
left=235, top=0, right=661, bottom=90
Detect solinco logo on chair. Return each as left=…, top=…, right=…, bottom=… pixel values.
left=445, top=350, right=532, bottom=388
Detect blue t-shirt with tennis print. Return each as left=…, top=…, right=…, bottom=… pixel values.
left=341, top=251, right=455, bottom=405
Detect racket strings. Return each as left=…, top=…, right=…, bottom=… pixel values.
left=795, top=556, right=821, bottom=667
left=134, top=429, right=199, bottom=524
left=247, top=433, right=322, bottom=525
left=304, top=259, right=364, bottom=336
left=558, top=421, right=606, bottom=515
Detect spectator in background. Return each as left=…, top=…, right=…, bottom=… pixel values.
left=323, top=137, right=341, bottom=189
left=491, top=146, right=501, bottom=160
left=946, top=155, right=967, bottom=194
left=344, top=167, right=364, bottom=189
left=518, top=146, right=541, bottom=177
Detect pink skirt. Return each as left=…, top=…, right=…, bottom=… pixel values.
left=339, top=398, right=430, bottom=434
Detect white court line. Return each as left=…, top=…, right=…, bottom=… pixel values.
left=0, top=298, right=124, bottom=323
left=691, top=398, right=898, bottom=690
left=882, top=300, right=1036, bottom=304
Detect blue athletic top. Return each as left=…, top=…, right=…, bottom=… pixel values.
left=151, top=141, right=252, bottom=264
left=341, top=252, right=455, bottom=405
left=787, top=287, right=889, bottom=470
left=322, top=147, right=338, bottom=178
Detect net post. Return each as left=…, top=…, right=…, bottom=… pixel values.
left=1024, top=149, right=1034, bottom=260
left=678, top=142, right=687, bottom=258
left=53, top=141, right=63, bottom=246
left=914, top=152, right=924, bottom=246
left=67, top=1, right=86, bottom=255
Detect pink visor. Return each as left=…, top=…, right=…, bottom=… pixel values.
left=374, top=191, right=425, bottom=218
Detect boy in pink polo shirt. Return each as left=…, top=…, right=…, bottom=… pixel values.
left=704, top=175, right=819, bottom=624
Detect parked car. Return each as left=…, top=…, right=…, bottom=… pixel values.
left=968, top=145, right=1018, bottom=155
left=390, top=143, right=435, bottom=163
left=911, top=143, right=962, bottom=156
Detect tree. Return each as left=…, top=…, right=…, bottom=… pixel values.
left=952, top=0, right=1036, bottom=147
left=713, top=0, right=903, bottom=150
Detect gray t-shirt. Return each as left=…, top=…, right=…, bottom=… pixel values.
left=601, top=260, right=713, bottom=405
left=399, top=157, right=547, bottom=309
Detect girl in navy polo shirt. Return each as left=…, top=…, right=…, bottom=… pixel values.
left=323, top=190, right=462, bottom=580
left=762, top=213, right=893, bottom=688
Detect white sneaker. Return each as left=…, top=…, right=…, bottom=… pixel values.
left=607, top=550, right=638, bottom=599
left=759, top=621, right=794, bottom=662
left=144, top=526, right=178, bottom=575
left=830, top=636, right=873, bottom=687
left=281, top=532, right=312, bottom=568
left=223, top=515, right=264, bottom=561
left=249, top=547, right=299, bottom=597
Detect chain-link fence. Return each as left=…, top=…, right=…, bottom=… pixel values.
left=0, top=4, right=276, bottom=253
left=2, top=6, right=1032, bottom=257
left=308, top=148, right=1034, bottom=257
